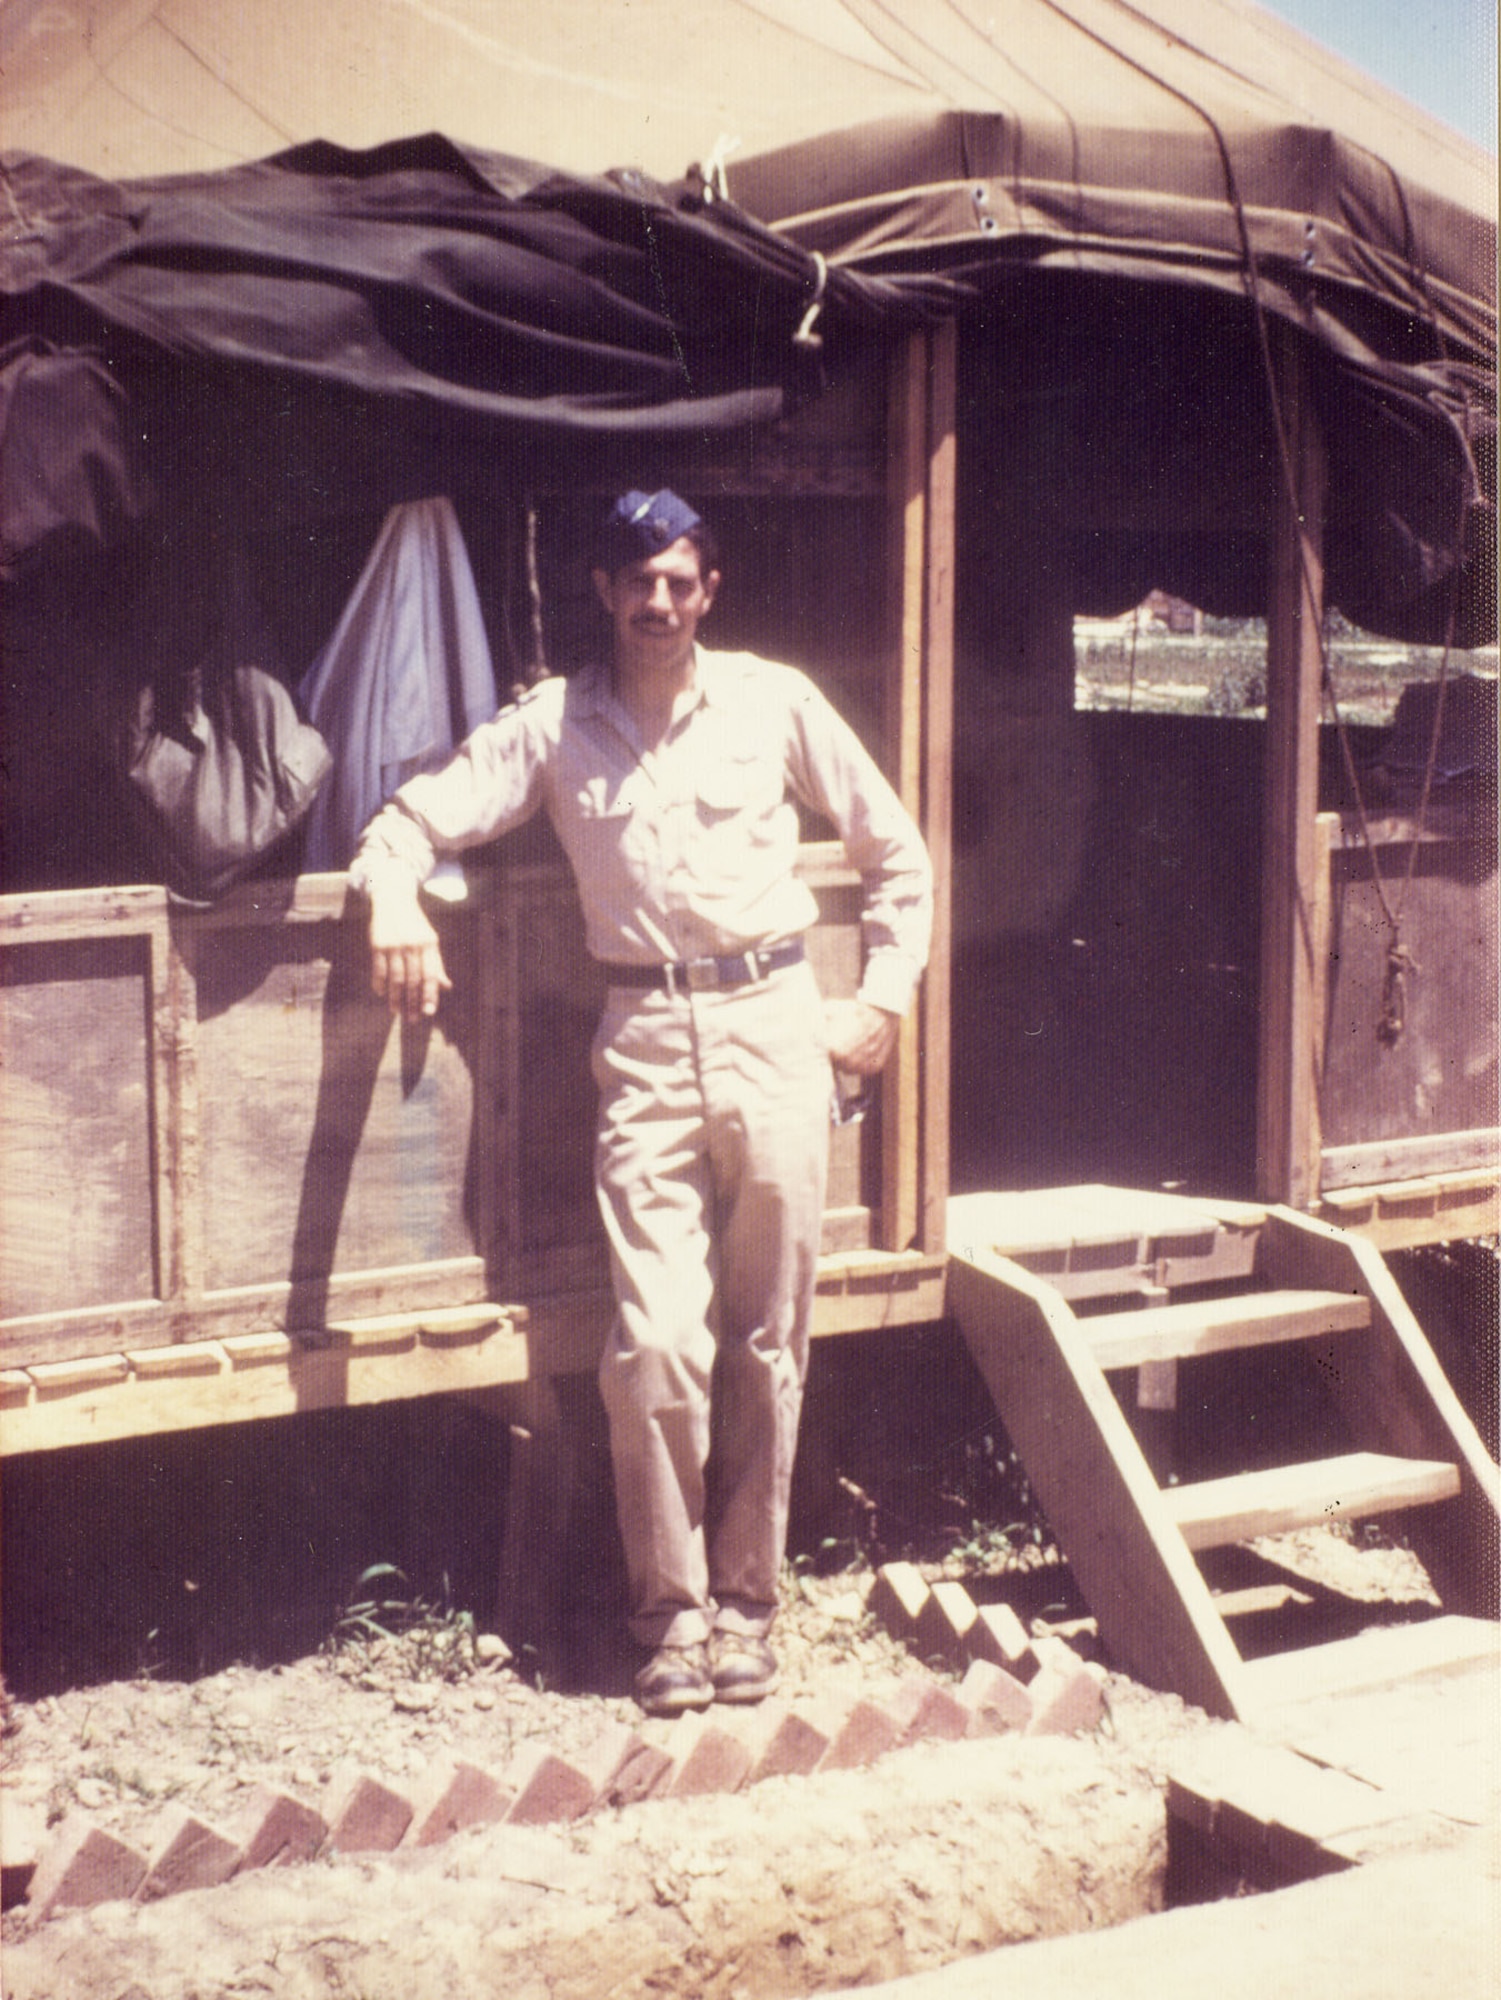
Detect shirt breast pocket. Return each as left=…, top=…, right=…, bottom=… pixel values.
left=695, top=746, right=782, bottom=820
left=567, top=775, right=639, bottom=865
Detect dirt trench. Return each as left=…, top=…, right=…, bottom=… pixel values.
left=0, top=1735, right=1163, bottom=2000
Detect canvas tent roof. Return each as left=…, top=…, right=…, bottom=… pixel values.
left=3, top=2, right=1489, bottom=213
left=5, top=0, right=1489, bottom=327
left=1, top=0, right=1494, bottom=640
left=727, top=2, right=1491, bottom=336
left=720, top=2, right=1496, bottom=644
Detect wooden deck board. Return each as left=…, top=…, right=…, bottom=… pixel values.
left=947, top=1186, right=1261, bottom=1299
left=0, top=1314, right=531, bottom=1452
left=1167, top=1638, right=1499, bottom=1887
left=1165, top=1452, right=1461, bottom=1552
left=1084, top=1288, right=1371, bottom=1368
left=0, top=1250, right=948, bottom=1454
left=1239, top=1616, right=1501, bottom=1717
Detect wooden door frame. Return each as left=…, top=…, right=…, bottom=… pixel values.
left=1257, top=326, right=1328, bottom=1210
left=883, top=322, right=956, bottom=1255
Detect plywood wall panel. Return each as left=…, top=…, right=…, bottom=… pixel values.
left=0, top=936, right=156, bottom=1317
left=192, top=918, right=486, bottom=1299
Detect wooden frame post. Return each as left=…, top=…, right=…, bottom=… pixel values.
left=884, top=323, right=956, bottom=1254
left=154, top=912, right=205, bottom=1320
left=1257, top=328, right=1328, bottom=1207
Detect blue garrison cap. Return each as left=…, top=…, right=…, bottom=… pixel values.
left=597, top=488, right=702, bottom=572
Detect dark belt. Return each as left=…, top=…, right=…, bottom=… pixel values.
left=599, top=938, right=805, bottom=994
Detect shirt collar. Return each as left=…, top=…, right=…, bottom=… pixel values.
left=578, top=646, right=722, bottom=723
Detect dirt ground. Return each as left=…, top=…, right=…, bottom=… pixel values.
left=3, top=1318, right=1484, bottom=1997
left=854, top=1821, right=1501, bottom=2000
left=0, top=1525, right=1456, bottom=2000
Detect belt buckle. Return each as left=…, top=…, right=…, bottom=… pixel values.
left=684, top=955, right=721, bottom=991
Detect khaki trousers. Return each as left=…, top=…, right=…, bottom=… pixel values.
left=592, top=958, right=831, bottom=1649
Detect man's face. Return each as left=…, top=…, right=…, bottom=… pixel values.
left=593, top=537, right=719, bottom=663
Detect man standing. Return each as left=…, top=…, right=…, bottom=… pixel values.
left=352, top=489, right=932, bottom=1715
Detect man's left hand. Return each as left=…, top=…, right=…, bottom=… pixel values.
left=824, top=998, right=900, bottom=1076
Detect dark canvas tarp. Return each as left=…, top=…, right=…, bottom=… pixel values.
left=0, top=136, right=933, bottom=568
left=1, top=0, right=1495, bottom=639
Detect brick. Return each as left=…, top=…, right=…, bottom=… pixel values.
left=607, top=1739, right=674, bottom=1806
left=713, top=1699, right=795, bottom=1765
left=739, top=1702, right=832, bottom=1784
left=505, top=1743, right=599, bottom=1825
left=967, top=1601, right=1037, bottom=1678
left=669, top=1712, right=754, bottom=1798
left=866, top=1562, right=930, bottom=1642
left=404, top=1760, right=513, bottom=1847
left=958, top=1656, right=1034, bottom=1735
left=914, top=1579, right=979, bottom=1664
left=1026, top=1658, right=1106, bottom=1737
left=884, top=1679, right=933, bottom=1741
left=138, top=1808, right=239, bottom=1901
left=234, top=1789, right=329, bottom=1873
left=324, top=1773, right=414, bottom=1854
left=887, top=1677, right=972, bottom=1747
left=28, top=1816, right=148, bottom=1920
left=819, top=1698, right=904, bottom=1772
left=585, top=1724, right=674, bottom=1808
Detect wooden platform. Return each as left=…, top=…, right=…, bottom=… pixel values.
left=0, top=1247, right=946, bottom=1455
left=1169, top=1628, right=1500, bottom=1882
left=946, top=1182, right=1267, bottom=1300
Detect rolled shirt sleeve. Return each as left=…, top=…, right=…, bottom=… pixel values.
left=349, top=686, right=552, bottom=894
left=781, top=667, right=933, bottom=1017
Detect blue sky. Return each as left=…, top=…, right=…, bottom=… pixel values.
left=1267, top=0, right=1497, bottom=150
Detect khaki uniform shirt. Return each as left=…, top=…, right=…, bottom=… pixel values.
left=352, top=647, right=932, bottom=1016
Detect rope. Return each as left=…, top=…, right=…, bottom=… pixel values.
left=1035, top=0, right=1480, bottom=1044
left=794, top=251, right=828, bottom=349
left=504, top=497, right=550, bottom=704
left=1379, top=940, right=1421, bottom=1045
left=523, top=497, right=550, bottom=688
left=696, top=134, right=741, bottom=205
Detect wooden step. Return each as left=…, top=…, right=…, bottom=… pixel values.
left=1236, top=1613, right=1501, bottom=1714
left=951, top=1194, right=1501, bottom=1722
left=1163, top=1451, right=1461, bottom=1552
left=1084, top=1288, right=1371, bottom=1370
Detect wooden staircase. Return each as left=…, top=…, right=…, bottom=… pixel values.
left=946, top=1186, right=1500, bottom=1722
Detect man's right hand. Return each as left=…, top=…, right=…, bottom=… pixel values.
left=368, top=890, right=452, bottom=1022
